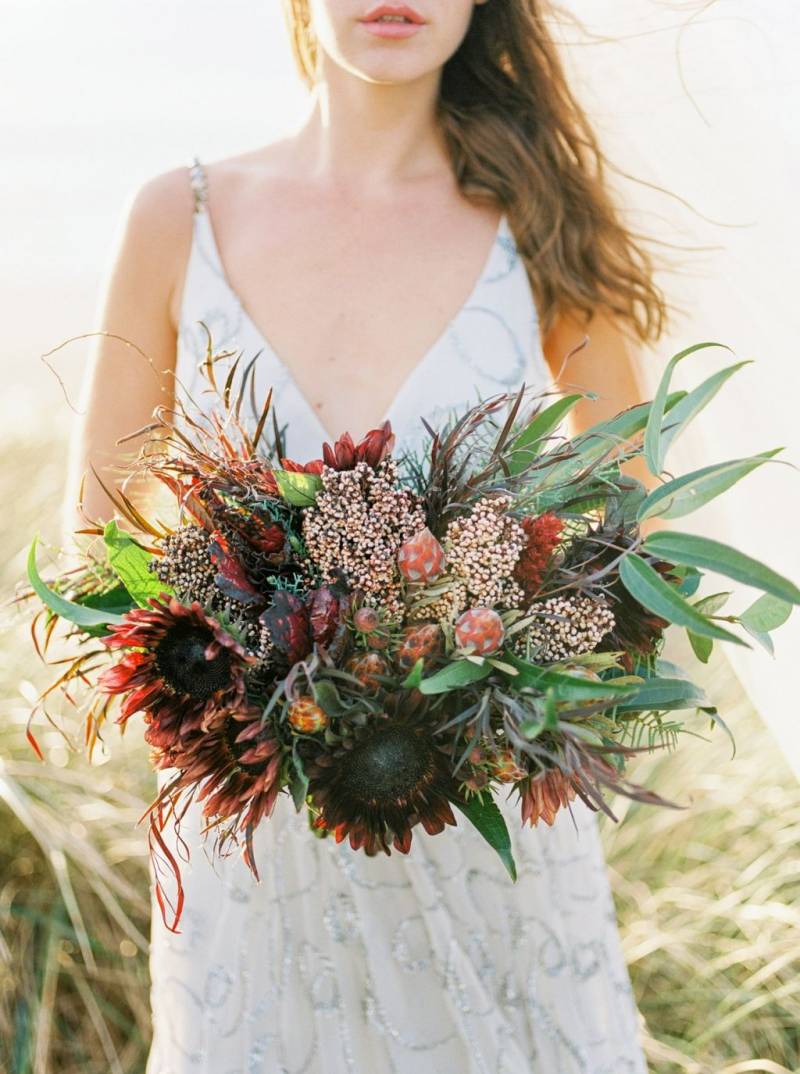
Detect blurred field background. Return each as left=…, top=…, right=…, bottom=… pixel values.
left=2, top=1, right=799, bottom=1072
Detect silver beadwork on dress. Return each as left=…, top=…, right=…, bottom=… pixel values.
left=145, top=157, right=648, bottom=1074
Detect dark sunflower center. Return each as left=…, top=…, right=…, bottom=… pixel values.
left=340, top=726, right=435, bottom=808
left=155, top=625, right=232, bottom=699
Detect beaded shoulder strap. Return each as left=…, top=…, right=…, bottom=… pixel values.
left=189, top=156, right=208, bottom=214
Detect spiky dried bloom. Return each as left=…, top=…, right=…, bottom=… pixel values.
left=519, top=768, right=578, bottom=827
left=301, top=458, right=425, bottom=618
left=98, top=596, right=253, bottom=751
left=513, top=512, right=564, bottom=598
left=513, top=594, right=615, bottom=663
left=444, top=494, right=526, bottom=609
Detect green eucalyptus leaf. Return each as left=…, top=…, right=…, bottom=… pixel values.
left=687, top=631, right=713, bottom=664
left=740, top=592, right=793, bottom=633
left=533, top=392, right=685, bottom=495
left=418, top=659, right=491, bottom=695
left=506, top=394, right=583, bottom=474
left=614, top=675, right=710, bottom=712
left=638, top=450, right=783, bottom=521
left=660, top=360, right=752, bottom=458
left=739, top=592, right=793, bottom=655
left=644, top=342, right=734, bottom=475
left=453, top=794, right=517, bottom=881
left=289, top=752, right=309, bottom=812
left=27, top=537, right=126, bottom=630
left=642, top=531, right=800, bottom=605
left=401, top=657, right=425, bottom=689
left=619, top=554, right=746, bottom=645
left=502, top=651, right=637, bottom=699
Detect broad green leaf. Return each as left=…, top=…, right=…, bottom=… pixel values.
left=660, top=360, right=752, bottom=458
left=687, top=631, right=713, bottom=664
left=637, top=450, right=782, bottom=521
left=272, top=469, right=322, bottom=506
left=675, top=565, right=702, bottom=596
left=75, top=584, right=134, bottom=616
left=642, top=531, right=800, bottom=605
left=27, top=537, right=126, bottom=630
left=502, top=651, right=637, bottom=699
left=104, top=520, right=171, bottom=607
left=644, top=342, right=734, bottom=475
left=506, top=394, right=583, bottom=474
left=740, top=592, right=793, bottom=633
left=401, top=657, right=425, bottom=689
left=289, top=751, right=309, bottom=812
left=739, top=592, right=793, bottom=656
left=694, top=591, right=732, bottom=615
left=614, top=675, right=709, bottom=712
left=619, top=554, right=746, bottom=645
left=418, top=659, right=491, bottom=695
left=686, top=591, right=731, bottom=661
left=312, top=680, right=348, bottom=716
left=453, top=794, right=517, bottom=881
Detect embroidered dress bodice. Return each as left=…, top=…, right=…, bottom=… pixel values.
left=145, top=157, right=647, bottom=1074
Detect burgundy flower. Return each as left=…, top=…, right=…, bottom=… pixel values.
left=159, top=706, right=282, bottom=834
left=321, top=421, right=395, bottom=471
left=306, top=583, right=351, bottom=653
left=259, top=590, right=313, bottom=666
left=99, top=595, right=253, bottom=750
left=209, top=530, right=266, bottom=607
left=307, top=711, right=459, bottom=856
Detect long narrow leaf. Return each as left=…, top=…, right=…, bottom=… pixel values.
left=637, top=449, right=783, bottom=521
left=660, top=360, right=751, bottom=458
left=27, top=538, right=126, bottom=629
left=418, top=660, right=492, bottom=695
left=642, top=531, right=800, bottom=605
left=506, top=394, right=583, bottom=474
left=619, top=554, right=747, bottom=644
left=453, top=795, right=517, bottom=881
left=644, top=342, right=733, bottom=475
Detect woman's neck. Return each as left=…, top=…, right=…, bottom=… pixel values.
left=287, top=57, right=452, bottom=192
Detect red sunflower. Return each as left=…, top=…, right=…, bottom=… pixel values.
left=156, top=706, right=283, bottom=836
left=99, top=595, right=253, bottom=750
left=307, top=705, right=459, bottom=856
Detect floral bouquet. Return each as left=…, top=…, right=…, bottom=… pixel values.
left=23, top=338, right=798, bottom=930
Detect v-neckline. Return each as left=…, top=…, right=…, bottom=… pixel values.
left=195, top=206, right=507, bottom=446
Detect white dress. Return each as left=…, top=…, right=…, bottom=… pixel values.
left=145, top=157, right=647, bottom=1074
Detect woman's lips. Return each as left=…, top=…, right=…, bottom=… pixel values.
left=359, top=19, right=424, bottom=39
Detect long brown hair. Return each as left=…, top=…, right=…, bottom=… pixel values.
left=280, top=0, right=671, bottom=344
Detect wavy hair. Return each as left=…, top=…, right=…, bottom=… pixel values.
left=280, top=0, right=672, bottom=344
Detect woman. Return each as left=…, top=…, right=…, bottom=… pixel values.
left=67, top=2, right=670, bottom=1070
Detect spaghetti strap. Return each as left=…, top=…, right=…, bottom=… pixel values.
left=188, top=156, right=208, bottom=214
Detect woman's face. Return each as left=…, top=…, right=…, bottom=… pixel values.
left=307, top=1, right=489, bottom=85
